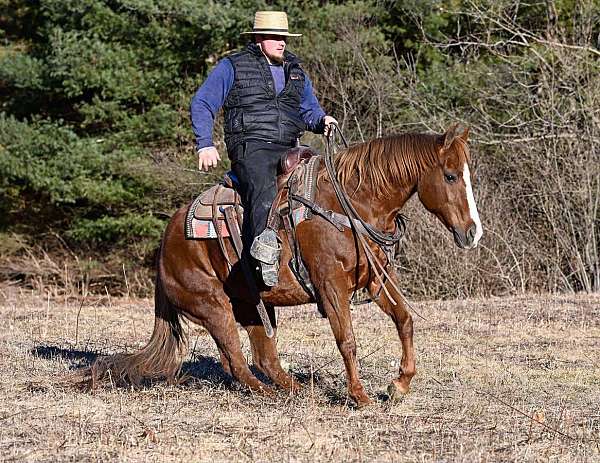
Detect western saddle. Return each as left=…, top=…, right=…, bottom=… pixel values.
left=184, top=145, right=321, bottom=298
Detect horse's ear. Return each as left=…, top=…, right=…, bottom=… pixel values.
left=442, top=123, right=459, bottom=150
left=458, top=124, right=469, bottom=142
left=442, top=123, right=468, bottom=150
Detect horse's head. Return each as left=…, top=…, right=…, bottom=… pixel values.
left=417, top=124, right=483, bottom=249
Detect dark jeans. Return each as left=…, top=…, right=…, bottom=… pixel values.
left=230, top=140, right=290, bottom=254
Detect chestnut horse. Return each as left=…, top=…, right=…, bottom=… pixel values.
left=87, top=124, right=482, bottom=407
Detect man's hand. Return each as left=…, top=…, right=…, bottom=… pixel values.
left=323, top=115, right=338, bottom=137
left=197, top=146, right=221, bottom=171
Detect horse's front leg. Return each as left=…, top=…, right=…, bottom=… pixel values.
left=318, top=279, right=371, bottom=408
left=369, top=275, right=416, bottom=401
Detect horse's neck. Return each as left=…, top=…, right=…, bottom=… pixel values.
left=345, top=138, right=436, bottom=226
left=319, top=135, right=436, bottom=228
left=349, top=180, right=416, bottom=228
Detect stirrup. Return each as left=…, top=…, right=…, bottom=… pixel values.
left=259, top=260, right=280, bottom=287
left=250, top=229, right=281, bottom=264
left=250, top=228, right=281, bottom=287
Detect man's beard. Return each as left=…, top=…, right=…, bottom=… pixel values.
left=258, top=44, right=284, bottom=64
left=267, top=53, right=284, bottom=64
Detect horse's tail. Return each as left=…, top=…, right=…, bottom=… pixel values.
left=76, top=274, right=188, bottom=389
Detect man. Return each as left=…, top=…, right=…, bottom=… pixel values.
left=190, top=11, right=336, bottom=287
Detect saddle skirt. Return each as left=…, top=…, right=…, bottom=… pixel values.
left=185, top=146, right=321, bottom=240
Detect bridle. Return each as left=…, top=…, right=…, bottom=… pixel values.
left=324, top=123, right=412, bottom=307
left=324, top=124, right=407, bottom=249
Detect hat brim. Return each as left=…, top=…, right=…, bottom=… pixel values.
left=241, top=30, right=302, bottom=37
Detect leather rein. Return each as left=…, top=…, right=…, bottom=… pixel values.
left=293, top=123, right=409, bottom=306
left=324, top=125, right=407, bottom=249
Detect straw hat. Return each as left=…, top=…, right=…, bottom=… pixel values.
left=241, top=11, right=302, bottom=37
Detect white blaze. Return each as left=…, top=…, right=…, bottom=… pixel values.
left=463, top=164, right=483, bottom=247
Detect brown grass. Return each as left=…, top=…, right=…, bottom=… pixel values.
left=0, top=286, right=598, bottom=462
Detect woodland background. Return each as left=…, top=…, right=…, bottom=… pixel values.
left=1, top=0, right=598, bottom=298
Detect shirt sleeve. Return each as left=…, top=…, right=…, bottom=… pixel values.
left=190, top=59, right=234, bottom=150
left=299, top=74, right=327, bottom=134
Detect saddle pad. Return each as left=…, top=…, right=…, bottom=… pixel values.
left=295, top=155, right=320, bottom=221
left=291, top=205, right=308, bottom=226
left=187, top=218, right=231, bottom=239
left=186, top=206, right=307, bottom=240
left=185, top=191, right=239, bottom=239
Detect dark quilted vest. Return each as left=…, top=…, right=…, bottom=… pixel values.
left=224, top=43, right=306, bottom=151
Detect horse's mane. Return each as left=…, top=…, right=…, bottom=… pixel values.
left=326, top=133, right=443, bottom=198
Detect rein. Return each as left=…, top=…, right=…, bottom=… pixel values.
left=324, top=126, right=407, bottom=248
left=322, top=123, right=409, bottom=306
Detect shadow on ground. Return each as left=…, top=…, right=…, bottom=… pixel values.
left=32, top=345, right=99, bottom=368
left=181, top=355, right=233, bottom=387
left=30, top=346, right=236, bottom=388
left=30, top=346, right=360, bottom=404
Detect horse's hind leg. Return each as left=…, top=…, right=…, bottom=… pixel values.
left=369, top=276, right=416, bottom=401
left=235, top=301, right=300, bottom=393
left=202, top=306, right=274, bottom=395
left=217, top=347, right=232, bottom=376
left=246, top=325, right=300, bottom=393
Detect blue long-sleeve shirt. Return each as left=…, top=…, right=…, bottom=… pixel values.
left=190, top=58, right=327, bottom=150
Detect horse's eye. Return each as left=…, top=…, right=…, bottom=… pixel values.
left=445, top=173, right=457, bottom=184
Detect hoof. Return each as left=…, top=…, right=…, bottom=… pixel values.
left=387, top=380, right=409, bottom=403
left=280, top=379, right=302, bottom=395
left=352, top=395, right=373, bottom=409
left=349, top=384, right=372, bottom=409
left=246, top=381, right=276, bottom=397
left=262, top=385, right=277, bottom=397
left=270, top=371, right=302, bottom=394
left=289, top=381, right=303, bottom=395
left=355, top=399, right=372, bottom=409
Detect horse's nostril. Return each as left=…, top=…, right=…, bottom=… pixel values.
left=466, top=224, right=476, bottom=244
left=452, top=228, right=463, bottom=247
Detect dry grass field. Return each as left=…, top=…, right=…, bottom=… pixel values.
left=0, top=287, right=598, bottom=462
